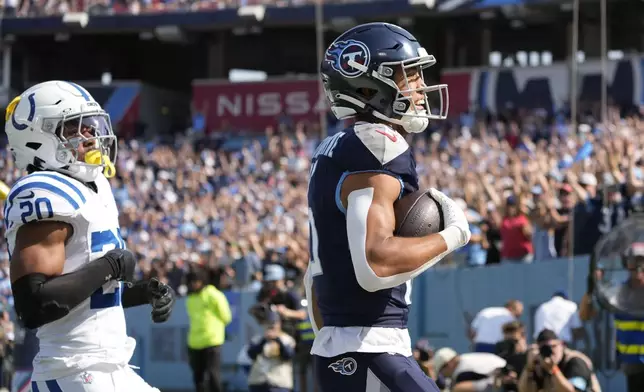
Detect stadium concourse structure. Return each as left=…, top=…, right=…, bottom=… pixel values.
left=0, top=0, right=640, bottom=133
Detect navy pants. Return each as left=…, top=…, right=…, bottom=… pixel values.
left=474, top=342, right=497, bottom=353
left=314, top=352, right=440, bottom=392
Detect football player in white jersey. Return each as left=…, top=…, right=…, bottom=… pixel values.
left=3, top=81, right=176, bottom=392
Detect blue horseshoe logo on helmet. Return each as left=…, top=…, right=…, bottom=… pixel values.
left=11, top=93, right=36, bottom=131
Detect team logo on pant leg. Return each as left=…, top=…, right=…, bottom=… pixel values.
left=328, top=357, right=358, bottom=376
left=80, top=372, right=94, bottom=384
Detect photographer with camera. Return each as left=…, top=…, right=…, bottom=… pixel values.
left=253, top=265, right=307, bottom=338
left=518, top=329, right=591, bottom=392
left=247, top=309, right=296, bottom=392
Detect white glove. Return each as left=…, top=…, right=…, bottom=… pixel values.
left=428, top=188, right=471, bottom=252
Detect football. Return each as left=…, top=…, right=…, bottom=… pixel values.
left=394, top=189, right=445, bottom=237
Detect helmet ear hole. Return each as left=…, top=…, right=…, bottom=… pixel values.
left=356, top=88, right=377, bottom=100
left=25, top=142, right=42, bottom=151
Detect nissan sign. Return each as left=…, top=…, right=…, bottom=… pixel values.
left=192, top=79, right=326, bottom=131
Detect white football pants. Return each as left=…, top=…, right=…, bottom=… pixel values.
left=29, top=366, right=159, bottom=392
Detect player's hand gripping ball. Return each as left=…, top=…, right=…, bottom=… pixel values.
left=394, top=189, right=445, bottom=237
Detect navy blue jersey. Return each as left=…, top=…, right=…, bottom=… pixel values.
left=307, top=122, right=418, bottom=329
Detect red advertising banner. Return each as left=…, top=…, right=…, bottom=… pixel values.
left=192, top=79, right=326, bottom=131
left=440, top=72, right=472, bottom=117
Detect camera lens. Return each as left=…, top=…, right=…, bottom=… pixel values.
left=539, top=345, right=553, bottom=358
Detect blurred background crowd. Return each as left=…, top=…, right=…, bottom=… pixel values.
left=0, top=0, right=643, bottom=389
left=0, top=105, right=640, bottom=301
left=0, top=0, right=361, bottom=18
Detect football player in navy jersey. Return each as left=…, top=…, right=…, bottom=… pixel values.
left=304, top=23, right=471, bottom=392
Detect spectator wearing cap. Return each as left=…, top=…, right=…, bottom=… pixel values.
left=569, top=172, right=608, bottom=256
left=469, top=300, right=523, bottom=353
left=256, top=264, right=307, bottom=340
left=185, top=267, right=232, bottom=392
left=247, top=309, right=296, bottom=392
left=433, top=347, right=507, bottom=392
left=257, top=264, right=310, bottom=391
left=533, top=291, right=584, bottom=347
left=499, top=195, right=533, bottom=263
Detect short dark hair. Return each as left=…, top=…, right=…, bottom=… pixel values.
left=502, top=320, right=524, bottom=335
left=187, top=266, right=209, bottom=284
left=536, top=329, right=558, bottom=344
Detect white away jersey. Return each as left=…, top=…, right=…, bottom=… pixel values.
left=4, top=171, right=135, bottom=380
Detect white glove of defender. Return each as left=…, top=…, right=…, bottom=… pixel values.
left=428, top=188, right=471, bottom=253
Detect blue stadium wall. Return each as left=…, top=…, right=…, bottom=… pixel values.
left=83, top=83, right=141, bottom=126
left=125, top=257, right=627, bottom=392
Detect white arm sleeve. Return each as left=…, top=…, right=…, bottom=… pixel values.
left=303, top=266, right=320, bottom=334
left=346, top=187, right=451, bottom=293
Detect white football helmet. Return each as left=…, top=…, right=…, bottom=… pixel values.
left=5, top=80, right=117, bottom=183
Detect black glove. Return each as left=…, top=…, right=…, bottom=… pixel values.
left=103, top=249, right=136, bottom=283
left=147, top=278, right=175, bottom=323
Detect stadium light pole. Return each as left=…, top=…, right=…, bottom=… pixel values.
left=315, top=0, right=328, bottom=139
left=568, top=0, right=581, bottom=297
left=569, top=0, right=579, bottom=136
left=600, top=0, right=607, bottom=128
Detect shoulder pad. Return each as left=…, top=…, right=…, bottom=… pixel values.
left=4, top=172, right=87, bottom=232
left=353, top=123, right=409, bottom=165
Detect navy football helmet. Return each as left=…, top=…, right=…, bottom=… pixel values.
left=321, top=23, right=448, bottom=133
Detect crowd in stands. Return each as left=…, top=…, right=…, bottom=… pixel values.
left=0, top=104, right=641, bottom=303
left=0, top=0, right=373, bottom=18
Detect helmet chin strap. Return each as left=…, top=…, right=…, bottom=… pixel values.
left=401, top=116, right=429, bottom=134
left=371, top=109, right=430, bottom=134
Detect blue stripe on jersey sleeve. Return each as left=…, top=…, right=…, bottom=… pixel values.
left=31, top=382, right=40, bottom=392
left=28, top=173, right=86, bottom=203
left=334, top=170, right=404, bottom=215
left=9, top=182, right=81, bottom=210
left=2, top=201, right=10, bottom=231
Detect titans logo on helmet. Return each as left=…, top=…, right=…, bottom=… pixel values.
left=325, top=40, right=371, bottom=79
left=328, top=357, right=358, bottom=376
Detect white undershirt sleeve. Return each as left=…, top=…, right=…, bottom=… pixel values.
left=346, top=187, right=449, bottom=292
